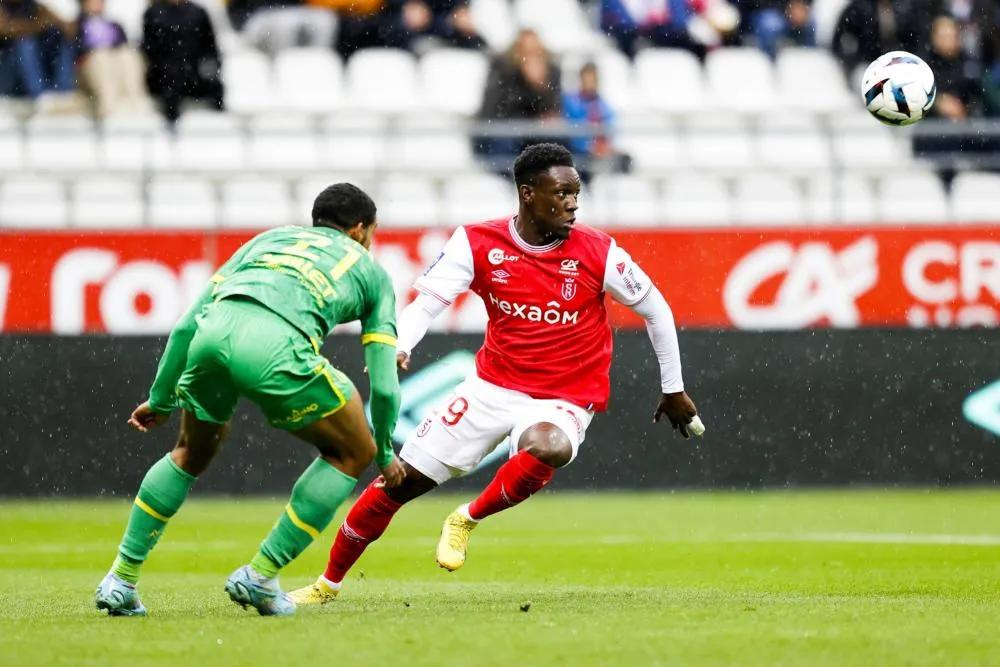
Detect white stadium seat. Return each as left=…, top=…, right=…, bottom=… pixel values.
left=174, top=112, right=246, bottom=171
left=248, top=114, right=320, bottom=171
left=757, top=115, right=832, bottom=171
left=274, top=47, right=344, bottom=113
left=345, top=49, right=419, bottom=115
left=25, top=115, right=99, bottom=171
left=148, top=177, right=218, bottom=228
left=223, top=49, right=274, bottom=114
left=662, top=175, right=734, bottom=225
left=589, top=174, right=660, bottom=226
left=469, top=0, right=517, bottom=52
left=377, top=175, right=440, bottom=227
left=420, top=49, right=489, bottom=116
left=71, top=177, right=144, bottom=228
left=705, top=48, right=777, bottom=114
left=777, top=48, right=854, bottom=114
left=807, top=174, right=877, bottom=223
left=634, top=49, right=705, bottom=114
left=442, top=173, right=513, bottom=226
left=0, top=129, right=23, bottom=172
left=513, top=0, right=603, bottom=54
left=950, top=172, right=1000, bottom=223
left=681, top=114, right=755, bottom=169
left=220, top=179, right=295, bottom=228
left=878, top=172, right=950, bottom=224
left=0, top=178, right=69, bottom=227
left=734, top=175, right=806, bottom=224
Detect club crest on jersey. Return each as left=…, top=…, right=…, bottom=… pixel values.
left=488, top=248, right=520, bottom=266
left=491, top=269, right=510, bottom=284
left=561, top=278, right=577, bottom=301
left=560, top=259, right=580, bottom=275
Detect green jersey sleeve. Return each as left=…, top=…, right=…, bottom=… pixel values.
left=359, top=265, right=398, bottom=348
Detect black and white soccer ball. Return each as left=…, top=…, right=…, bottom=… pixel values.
left=861, top=51, right=937, bottom=126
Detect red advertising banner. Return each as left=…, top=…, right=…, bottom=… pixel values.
left=1, top=227, right=999, bottom=333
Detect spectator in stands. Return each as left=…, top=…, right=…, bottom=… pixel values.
left=386, top=0, right=486, bottom=53
left=740, top=0, right=815, bottom=59
left=928, top=0, right=1000, bottom=116
left=831, top=0, right=927, bottom=81
left=600, top=0, right=740, bottom=59
left=0, top=0, right=75, bottom=104
left=926, top=14, right=982, bottom=119
left=74, top=0, right=154, bottom=117
left=562, top=62, right=631, bottom=182
left=473, top=29, right=561, bottom=173
left=142, top=0, right=224, bottom=124
left=226, top=0, right=337, bottom=55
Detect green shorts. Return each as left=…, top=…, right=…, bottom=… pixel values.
left=176, top=297, right=355, bottom=429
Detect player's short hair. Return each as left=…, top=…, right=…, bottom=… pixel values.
left=312, top=183, right=377, bottom=230
left=513, top=143, right=575, bottom=187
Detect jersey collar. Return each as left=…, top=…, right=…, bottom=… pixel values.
left=508, top=216, right=563, bottom=253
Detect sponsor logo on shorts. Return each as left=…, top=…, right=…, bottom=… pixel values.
left=416, top=417, right=433, bottom=437
left=488, top=248, right=520, bottom=266
left=273, top=403, right=319, bottom=425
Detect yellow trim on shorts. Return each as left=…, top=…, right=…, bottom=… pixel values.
left=283, top=503, right=320, bottom=539
left=361, top=333, right=397, bottom=347
left=135, top=497, right=170, bottom=522
left=314, top=364, right=347, bottom=417
left=309, top=337, right=320, bottom=355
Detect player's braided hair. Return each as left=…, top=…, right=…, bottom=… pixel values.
left=312, top=183, right=377, bottom=230
left=513, top=143, right=575, bottom=187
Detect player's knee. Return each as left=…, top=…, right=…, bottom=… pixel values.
left=517, top=423, right=573, bottom=468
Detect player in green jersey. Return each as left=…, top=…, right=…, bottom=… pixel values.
left=95, top=183, right=402, bottom=617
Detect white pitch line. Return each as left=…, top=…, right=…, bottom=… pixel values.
left=739, top=532, right=1000, bottom=546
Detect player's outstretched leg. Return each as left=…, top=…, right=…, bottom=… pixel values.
left=226, top=392, right=376, bottom=616
left=288, top=463, right=438, bottom=605
left=97, top=412, right=227, bottom=616
left=437, top=423, right=569, bottom=571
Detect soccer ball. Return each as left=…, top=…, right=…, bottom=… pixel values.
left=861, top=51, right=937, bottom=126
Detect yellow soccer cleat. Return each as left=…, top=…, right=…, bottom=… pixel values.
left=436, top=505, right=478, bottom=572
left=286, top=577, right=340, bottom=605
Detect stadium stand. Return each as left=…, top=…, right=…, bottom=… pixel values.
left=0, top=0, right=997, bottom=229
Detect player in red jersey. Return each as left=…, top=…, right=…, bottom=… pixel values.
left=289, top=143, right=703, bottom=604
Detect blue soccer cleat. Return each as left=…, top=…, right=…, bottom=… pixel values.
left=224, top=565, right=296, bottom=617
left=95, top=573, right=147, bottom=617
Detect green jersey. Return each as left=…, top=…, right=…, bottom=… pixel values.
left=146, top=225, right=401, bottom=467
left=212, top=225, right=397, bottom=350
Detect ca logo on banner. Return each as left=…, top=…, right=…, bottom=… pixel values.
left=723, top=237, right=879, bottom=329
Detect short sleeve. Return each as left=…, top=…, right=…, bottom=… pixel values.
left=413, top=226, right=475, bottom=306
left=361, top=265, right=398, bottom=347
left=603, top=240, right=654, bottom=307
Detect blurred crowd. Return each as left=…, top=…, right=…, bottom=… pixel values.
left=0, top=0, right=998, bottom=161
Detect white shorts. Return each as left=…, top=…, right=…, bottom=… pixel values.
left=399, top=375, right=595, bottom=485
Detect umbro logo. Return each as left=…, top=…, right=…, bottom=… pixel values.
left=491, top=269, right=510, bottom=284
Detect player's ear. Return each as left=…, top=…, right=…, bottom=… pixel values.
left=518, top=183, right=533, bottom=205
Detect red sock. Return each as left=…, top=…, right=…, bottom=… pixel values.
left=324, top=479, right=402, bottom=583
left=467, top=451, right=555, bottom=521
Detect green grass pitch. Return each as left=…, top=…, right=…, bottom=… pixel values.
left=2, top=490, right=999, bottom=666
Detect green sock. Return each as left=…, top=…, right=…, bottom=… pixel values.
left=111, top=453, right=197, bottom=584
left=250, top=459, right=357, bottom=578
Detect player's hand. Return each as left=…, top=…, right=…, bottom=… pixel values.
left=653, top=392, right=702, bottom=439
left=378, top=456, right=406, bottom=488
left=128, top=402, right=171, bottom=433
left=397, top=351, right=411, bottom=372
